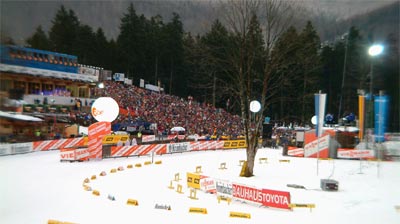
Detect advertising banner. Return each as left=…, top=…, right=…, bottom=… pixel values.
left=304, top=134, right=330, bottom=158
left=223, top=140, right=247, bottom=149
left=60, top=148, right=75, bottom=161
left=167, top=142, right=190, bottom=153
left=75, top=147, right=90, bottom=160
left=0, top=142, right=33, bottom=155
left=337, top=149, right=375, bottom=159
left=102, top=135, right=130, bottom=145
left=215, top=179, right=233, bottom=198
left=200, top=176, right=216, bottom=193
left=374, top=95, right=389, bottom=142
left=113, top=73, right=125, bottom=81
left=232, top=184, right=263, bottom=206
left=187, top=172, right=201, bottom=189
left=88, top=121, right=111, bottom=159
left=260, top=188, right=291, bottom=210
left=287, top=147, right=304, bottom=157
left=232, top=183, right=291, bottom=209
left=142, top=135, right=156, bottom=143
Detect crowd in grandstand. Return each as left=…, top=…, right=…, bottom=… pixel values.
left=72, top=81, right=245, bottom=139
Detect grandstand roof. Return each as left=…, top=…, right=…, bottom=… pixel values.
left=0, top=111, right=43, bottom=122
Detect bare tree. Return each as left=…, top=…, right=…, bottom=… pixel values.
left=220, top=0, right=297, bottom=177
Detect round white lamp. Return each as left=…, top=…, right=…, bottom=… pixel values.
left=250, top=100, right=261, bottom=113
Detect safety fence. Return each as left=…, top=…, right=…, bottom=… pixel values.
left=0, top=136, right=247, bottom=158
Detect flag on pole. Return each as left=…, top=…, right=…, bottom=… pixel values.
left=314, top=93, right=327, bottom=137
left=358, top=95, right=365, bottom=140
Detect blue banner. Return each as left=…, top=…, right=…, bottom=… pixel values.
left=374, top=95, right=389, bottom=142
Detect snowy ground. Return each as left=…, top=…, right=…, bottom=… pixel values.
left=1, top=147, right=399, bottom=224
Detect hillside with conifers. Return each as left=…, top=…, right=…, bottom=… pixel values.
left=2, top=1, right=398, bottom=131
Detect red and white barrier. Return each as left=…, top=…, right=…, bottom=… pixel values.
left=109, top=141, right=226, bottom=158
left=33, top=137, right=85, bottom=151
left=337, top=148, right=375, bottom=159
left=190, top=141, right=224, bottom=151
left=111, top=144, right=167, bottom=157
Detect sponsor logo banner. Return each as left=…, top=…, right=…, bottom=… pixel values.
left=167, top=142, right=190, bottom=153
left=200, top=177, right=216, bottom=193
left=88, top=121, right=111, bottom=159
left=103, top=135, right=130, bottom=144
left=142, top=135, right=156, bottom=142
left=60, top=148, right=75, bottom=160
left=223, top=140, right=247, bottom=149
left=232, top=183, right=291, bottom=209
left=288, top=147, right=304, bottom=157
left=75, top=148, right=90, bottom=160
left=261, top=188, right=291, bottom=209
left=337, top=149, right=375, bottom=159
left=304, top=134, right=329, bottom=157
left=232, top=184, right=263, bottom=205
left=215, top=179, right=233, bottom=198
left=187, top=172, right=201, bottom=189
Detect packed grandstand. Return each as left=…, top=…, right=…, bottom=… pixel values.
left=94, top=81, right=244, bottom=138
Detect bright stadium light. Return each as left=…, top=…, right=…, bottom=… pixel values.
left=368, top=44, right=383, bottom=56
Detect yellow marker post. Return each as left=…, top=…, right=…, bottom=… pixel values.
left=289, top=203, right=316, bottom=212
left=217, top=196, right=232, bottom=205
left=229, top=211, right=251, bottom=219
left=239, top=161, right=247, bottom=177
left=176, top=184, right=184, bottom=194
left=219, top=162, right=227, bottom=170
left=174, top=173, right=181, bottom=182
left=168, top=180, right=174, bottom=189
left=126, top=199, right=139, bottom=206
left=188, top=188, right=198, bottom=200
left=259, top=157, right=268, bottom=164
left=189, top=207, right=207, bottom=214
left=92, top=190, right=100, bottom=196
left=195, top=166, right=202, bottom=173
